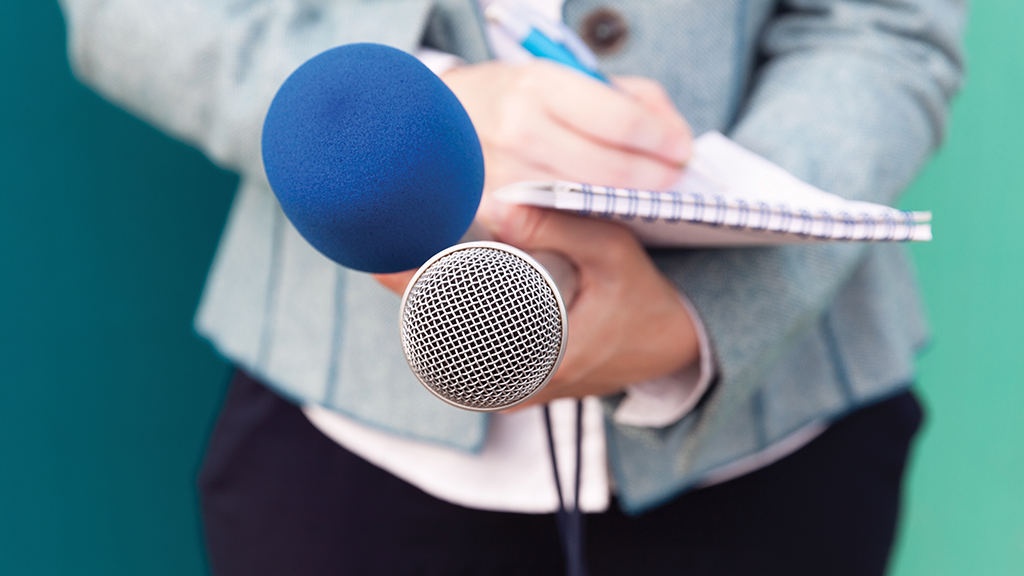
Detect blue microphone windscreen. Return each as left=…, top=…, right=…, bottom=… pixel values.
left=262, top=43, right=484, bottom=273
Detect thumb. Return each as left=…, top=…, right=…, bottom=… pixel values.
left=480, top=192, right=632, bottom=267
left=477, top=193, right=545, bottom=248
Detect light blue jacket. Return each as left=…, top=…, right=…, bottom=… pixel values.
left=61, top=0, right=965, bottom=514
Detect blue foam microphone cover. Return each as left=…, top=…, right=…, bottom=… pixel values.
left=262, top=43, right=484, bottom=273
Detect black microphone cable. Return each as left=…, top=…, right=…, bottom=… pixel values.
left=543, top=400, right=589, bottom=576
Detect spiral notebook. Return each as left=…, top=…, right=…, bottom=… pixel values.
left=494, top=131, right=932, bottom=247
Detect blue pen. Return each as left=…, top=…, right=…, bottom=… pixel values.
left=484, top=2, right=610, bottom=83
left=485, top=1, right=723, bottom=186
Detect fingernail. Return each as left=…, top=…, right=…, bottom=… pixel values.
left=478, top=194, right=506, bottom=228
left=481, top=196, right=534, bottom=244
left=478, top=194, right=515, bottom=239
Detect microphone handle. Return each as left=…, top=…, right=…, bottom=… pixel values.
left=460, top=221, right=579, bottom=306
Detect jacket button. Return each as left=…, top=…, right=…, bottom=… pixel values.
left=580, top=8, right=629, bottom=55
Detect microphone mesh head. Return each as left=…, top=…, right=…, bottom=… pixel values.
left=400, top=244, right=566, bottom=411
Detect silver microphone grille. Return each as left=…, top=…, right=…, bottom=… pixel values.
left=400, top=242, right=568, bottom=411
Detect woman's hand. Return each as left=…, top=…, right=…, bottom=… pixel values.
left=374, top=60, right=694, bottom=294
left=441, top=60, right=693, bottom=194
left=477, top=198, right=699, bottom=406
left=374, top=60, right=700, bottom=402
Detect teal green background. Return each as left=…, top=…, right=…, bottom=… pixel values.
left=890, top=2, right=1024, bottom=574
left=0, top=2, right=1020, bottom=574
left=0, top=2, right=234, bottom=574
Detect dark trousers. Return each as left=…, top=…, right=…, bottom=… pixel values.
left=199, top=371, right=923, bottom=576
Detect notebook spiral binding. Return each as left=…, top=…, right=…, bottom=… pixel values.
left=574, top=185, right=923, bottom=242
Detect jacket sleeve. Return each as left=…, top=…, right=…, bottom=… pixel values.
left=58, top=0, right=488, bottom=179
left=645, top=0, right=964, bottom=444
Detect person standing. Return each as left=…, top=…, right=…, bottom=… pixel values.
left=59, top=0, right=964, bottom=573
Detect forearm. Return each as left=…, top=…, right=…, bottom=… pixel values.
left=732, top=0, right=964, bottom=206
left=59, top=0, right=435, bottom=176
left=653, top=0, right=964, bottom=405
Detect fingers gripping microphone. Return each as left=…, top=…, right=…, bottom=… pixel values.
left=262, top=43, right=576, bottom=411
